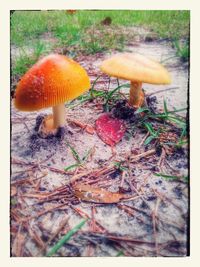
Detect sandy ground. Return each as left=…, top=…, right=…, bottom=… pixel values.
left=11, top=36, right=189, bottom=257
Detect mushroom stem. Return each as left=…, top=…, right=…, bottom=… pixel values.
left=129, top=81, right=144, bottom=108
left=52, top=104, right=66, bottom=128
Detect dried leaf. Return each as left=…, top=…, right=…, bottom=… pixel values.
left=73, top=184, right=136, bottom=203
left=95, top=113, right=126, bottom=146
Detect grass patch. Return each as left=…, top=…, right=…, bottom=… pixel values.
left=11, top=10, right=190, bottom=78
left=173, top=39, right=189, bottom=62
left=11, top=10, right=190, bottom=46
left=64, top=144, right=93, bottom=171
left=12, top=41, right=50, bottom=77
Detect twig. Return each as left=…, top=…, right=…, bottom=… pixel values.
left=153, top=188, right=183, bottom=212
left=26, top=225, right=45, bottom=250
left=147, top=87, right=179, bottom=97
left=130, top=149, right=156, bottom=162
left=119, top=170, right=126, bottom=188
left=157, top=147, right=166, bottom=172
left=117, top=204, right=148, bottom=225
left=71, top=206, right=106, bottom=233
left=12, top=158, right=68, bottom=175
left=139, top=132, right=149, bottom=147
left=37, top=216, right=69, bottom=256
left=12, top=224, right=26, bottom=257
left=11, top=172, right=48, bottom=186
left=67, top=118, right=95, bottom=134
left=152, top=198, right=161, bottom=256
left=19, top=203, right=67, bottom=222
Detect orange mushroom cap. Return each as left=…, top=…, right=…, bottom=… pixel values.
left=14, top=54, right=91, bottom=111
left=100, top=53, right=171, bottom=85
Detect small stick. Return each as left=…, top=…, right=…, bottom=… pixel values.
left=152, top=198, right=161, bottom=256
left=67, top=118, right=95, bottom=134
left=127, top=177, right=148, bottom=206
left=71, top=206, right=106, bottom=233
left=12, top=158, right=68, bottom=175
left=23, top=121, right=31, bottom=133
left=36, top=216, right=69, bottom=256
left=26, top=225, right=45, bottom=250
left=157, top=147, right=166, bottom=172
left=117, top=204, right=147, bottom=225
left=147, top=87, right=179, bottom=97
left=12, top=224, right=26, bottom=257
left=11, top=172, right=48, bottom=186
left=130, top=149, right=156, bottom=162
left=139, top=132, right=149, bottom=147
left=19, top=203, right=67, bottom=222
left=119, top=170, right=126, bottom=188
left=153, top=188, right=183, bottom=213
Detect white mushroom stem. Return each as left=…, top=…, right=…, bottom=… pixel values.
left=129, top=81, right=144, bottom=108
left=52, top=103, right=66, bottom=128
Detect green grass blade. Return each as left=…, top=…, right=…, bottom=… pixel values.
left=144, top=135, right=156, bottom=146
left=82, top=147, right=93, bottom=162
left=107, top=83, right=129, bottom=100
left=46, top=219, right=88, bottom=257
left=64, top=163, right=81, bottom=171
left=104, top=83, right=129, bottom=111
left=116, top=251, right=124, bottom=256
left=163, top=99, right=168, bottom=115
left=167, top=116, right=186, bottom=127
left=90, top=75, right=102, bottom=98
left=135, top=107, right=150, bottom=114
left=143, top=122, right=157, bottom=137
left=154, top=172, right=188, bottom=181
left=67, top=144, right=82, bottom=164
left=113, top=161, right=128, bottom=172
left=163, top=140, right=188, bottom=147
left=167, top=107, right=187, bottom=114
left=180, top=125, right=187, bottom=139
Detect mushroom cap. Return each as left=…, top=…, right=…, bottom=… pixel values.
left=14, top=54, right=91, bottom=111
left=100, top=53, right=171, bottom=85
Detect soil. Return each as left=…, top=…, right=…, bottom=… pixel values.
left=11, top=30, right=189, bottom=257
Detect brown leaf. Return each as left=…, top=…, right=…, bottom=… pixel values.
left=73, top=184, right=136, bottom=203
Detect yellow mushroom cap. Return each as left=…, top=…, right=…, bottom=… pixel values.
left=14, top=54, right=91, bottom=111
left=100, top=53, right=171, bottom=85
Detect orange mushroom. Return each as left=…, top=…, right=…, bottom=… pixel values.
left=100, top=53, right=171, bottom=108
left=14, top=54, right=90, bottom=137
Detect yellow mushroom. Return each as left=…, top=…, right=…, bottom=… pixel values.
left=100, top=53, right=171, bottom=108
